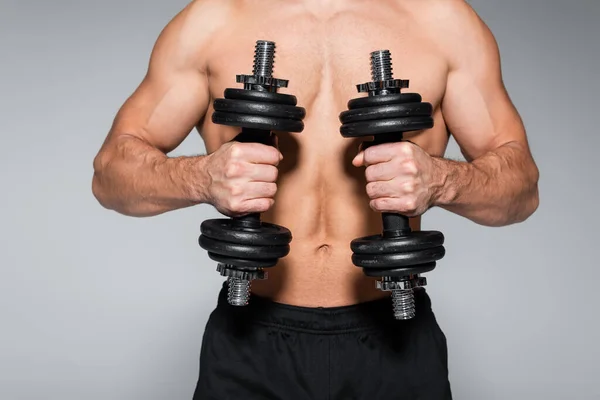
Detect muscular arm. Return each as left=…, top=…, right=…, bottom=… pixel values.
left=92, top=1, right=227, bottom=217
left=432, top=1, right=539, bottom=226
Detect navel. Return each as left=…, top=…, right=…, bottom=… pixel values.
left=316, top=244, right=331, bottom=254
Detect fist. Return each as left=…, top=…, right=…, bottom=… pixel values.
left=204, top=141, right=282, bottom=217
left=352, top=141, right=440, bottom=217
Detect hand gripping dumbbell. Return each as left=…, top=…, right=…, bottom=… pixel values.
left=339, top=50, right=445, bottom=320
left=199, top=40, right=305, bottom=306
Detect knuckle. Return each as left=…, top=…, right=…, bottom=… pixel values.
left=366, top=182, right=378, bottom=197
left=372, top=198, right=385, bottom=211
left=402, top=198, right=417, bottom=212
left=403, top=159, right=418, bottom=175
left=228, top=198, right=242, bottom=213
left=257, top=199, right=273, bottom=213
left=229, top=143, right=244, bottom=159
left=230, top=161, right=248, bottom=178
left=268, top=166, right=279, bottom=182
left=403, top=181, right=415, bottom=194
left=229, top=184, right=243, bottom=197
left=266, top=183, right=277, bottom=196
left=266, top=198, right=275, bottom=210
left=268, top=148, right=280, bottom=164
left=365, top=166, right=376, bottom=181
left=390, top=142, right=404, bottom=156
left=225, top=162, right=239, bottom=178
left=369, top=199, right=380, bottom=211
left=399, top=142, right=413, bottom=156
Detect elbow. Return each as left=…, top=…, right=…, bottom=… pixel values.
left=91, top=147, right=155, bottom=218
left=528, top=167, right=540, bottom=215
left=525, top=161, right=540, bottom=216
left=515, top=186, right=539, bottom=224
left=91, top=176, right=110, bottom=210
left=524, top=182, right=540, bottom=221
left=514, top=164, right=540, bottom=224
left=491, top=165, right=539, bottom=227
left=91, top=151, right=115, bottom=211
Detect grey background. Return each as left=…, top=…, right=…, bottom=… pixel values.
left=1, top=0, right=598, bottom=399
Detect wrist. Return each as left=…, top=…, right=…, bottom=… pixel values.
left=186, top=155, right=212, bottom=204
left=163, top=154, right=211, bottom=205
left=430, top=157, right=467, bottom=207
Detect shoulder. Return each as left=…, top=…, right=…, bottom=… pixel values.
left=184, top=0, right=237, bottom=21
left=160, top=0, right=237, bottom=41
left=418, top=0, right=484, bottom=29
left=416, top=0, right=500, bottom=71
left=149, top=0, right=237, bottom=72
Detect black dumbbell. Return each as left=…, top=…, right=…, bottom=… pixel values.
left=199, top=40, right=305, bottom=306
left=339, top=50, right=445, bottom=320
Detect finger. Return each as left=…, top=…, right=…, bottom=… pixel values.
left=352, top=151, right=365, bottom=167
left=244, top=182, right=278, bottom=200
left=231, top=143, right=282, bottom=165
left=365, top=162, right=396, bottom=182
left=248, top=164, right=279, bottom=182
left=363, top=143, right=398, bottom=166
left=236, top=198, right=275, bottom=215
left=366, top=181, right=398, bottom=199
left=369, top=198, right=402, bottom=213
left=371, top=197, right=419, bottom=215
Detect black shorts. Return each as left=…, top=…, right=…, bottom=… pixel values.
left=193, top=283, right=452, bottom=400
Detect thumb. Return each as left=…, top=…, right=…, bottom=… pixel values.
left=352, top=150, right=365, bottom=167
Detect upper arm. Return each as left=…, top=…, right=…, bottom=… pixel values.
left=102, top=0, right=229, bottom=154
left=437, top=1, right=530, bottom=162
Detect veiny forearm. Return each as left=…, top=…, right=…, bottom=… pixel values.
left=433, top=141, right=539, bottom=226
left=92, top=134, right=209, bottom=217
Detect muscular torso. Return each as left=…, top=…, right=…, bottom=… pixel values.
left=199, top=1, right=451, bottom=306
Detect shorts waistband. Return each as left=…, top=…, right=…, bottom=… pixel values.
left=215, top=282, right=433, bottom=333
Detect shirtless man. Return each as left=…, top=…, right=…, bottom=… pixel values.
left=92, top=0, right=539, bottom=398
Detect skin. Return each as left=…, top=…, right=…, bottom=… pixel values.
left=92, top=0, right=539, bottom=307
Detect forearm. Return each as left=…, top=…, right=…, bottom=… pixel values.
left=92, top=134, right=209, bottom=217
left=432, top=141, right=539, bottom=226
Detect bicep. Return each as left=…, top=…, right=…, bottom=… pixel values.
left=110, top=68, right=209, bottom=153
left=440, top=4, right=528, bottom=162
left=105, top=3, right=211, bottom=154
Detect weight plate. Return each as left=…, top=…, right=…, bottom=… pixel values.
left=363, top=262, right=438, bottom=277
left=199, top=235, right=290, bottom=260
left=347, top=93, right=423, bottom=110
left=352, top=246, right=445, bottom=268
left=214, top=98, right=306, bottom=120
left=212, top=111, right=304, bottom=132
left=340, top=116, right=434, bottom=137
left=207, top=252, right=279, bottom=269
left=339, top=102, right=432, bottom=124
left=224, top=88, right=298, bottom=106
left=351, top=231, right=444, bottom=254
left=200, top=219, right=292, bottom=246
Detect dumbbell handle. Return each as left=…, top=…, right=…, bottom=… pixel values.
left=231, top=127, right=277, bottom=230
left=368, top=133, right=412, bottom=238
